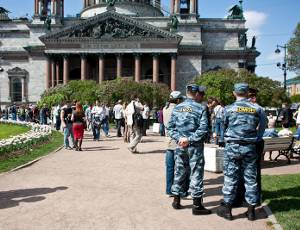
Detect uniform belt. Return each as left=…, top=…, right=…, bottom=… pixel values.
left=226, top=140, right=255, bottom=145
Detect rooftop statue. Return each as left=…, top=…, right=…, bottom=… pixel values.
left=107, top=0, right=116, bottom=7
left=170, top=15, right=179, bottom=32
left=227, top=0, right=245, bottom=20
left=0, top=7, right=10, bottom=14
left=44, top=16, right=51, bottom=31
left=251, top=36, right=256, bottom=49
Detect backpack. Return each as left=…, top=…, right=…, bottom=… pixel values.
left=133, top=102, right=143, bottom=128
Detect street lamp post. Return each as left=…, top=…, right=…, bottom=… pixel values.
left=275, top=44, right=288, bottom=91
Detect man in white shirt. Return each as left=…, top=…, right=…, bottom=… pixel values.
left=91, top=101, right=104, bottom=141
left=127, top=95, right=144, bottom=153
left=142, top=102, right=150, bottom=136
left=213, top=102, right=225, bottom=145
left=113, top=100, right=124, bottom=137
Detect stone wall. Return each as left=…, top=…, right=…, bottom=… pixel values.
left=202, top=59, right=239, bottom=72
left=202, top=32, right=239, bottom=50
left=176, top=55, right=202, bottom=93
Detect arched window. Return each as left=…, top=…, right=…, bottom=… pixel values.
left=12, top=78, right=22, bottom=102
left=7, top=67, right=28, bottom=103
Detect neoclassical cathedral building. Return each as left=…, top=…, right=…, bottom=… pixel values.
left=0, top=0, right=259, bottom=106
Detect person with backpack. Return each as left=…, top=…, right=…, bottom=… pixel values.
left=127, top=95, right=144, bottom=153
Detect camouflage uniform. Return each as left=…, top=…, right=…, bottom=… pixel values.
left=167, top=98, right=208, bottom=198
left=223, top=97, right=266, bottom=205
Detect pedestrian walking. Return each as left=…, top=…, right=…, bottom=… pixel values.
left=61, top=101, right=74, bottom=150
left=91, top=101, right=102, bottom=141
left=142, top=102, right=150, bottom=136
left=127, top=95, right=144, bottom=153
left=72, top=102, right=86, bottom=151
left=113, top=100, right=123, bottom=137
left=167, top=84, right=211, bottom=215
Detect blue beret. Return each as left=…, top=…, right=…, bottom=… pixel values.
left=186, top=84, right=206, bottom=93
left=170, top=91, right=184, bottom=99
left=234, top=83, right=249, bottom=93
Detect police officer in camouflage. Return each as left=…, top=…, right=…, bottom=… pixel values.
left=217, top=83, right=266, bottom=221
left=167, top=84, right=211, bottom=215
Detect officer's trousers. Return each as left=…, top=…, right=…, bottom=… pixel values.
left=223, top=143, right=258, bottom=205
left=171, top=145, right=204, bottom=198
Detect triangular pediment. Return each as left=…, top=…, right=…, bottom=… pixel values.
left=41, top=11, right=182, bottom=43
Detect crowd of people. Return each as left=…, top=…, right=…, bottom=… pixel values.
left=2, top=82, right=300, bottom=222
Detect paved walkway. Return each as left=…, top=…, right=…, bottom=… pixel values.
left=0, top=130, right=299, bottom=230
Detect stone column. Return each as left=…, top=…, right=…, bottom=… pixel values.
left=134, top=54, right=141, bottom=82
left=52, top=0, right=56, bottom=16
left=98, top=54, right=105, bottom=84
left=56, top=60, right=60, bottom=85
left=46, top=56, right=51, bottom=90
left=81, top=54, right=87, bottom=81
left=174, top=0, right=180, bottom=14
left=116, top=54, right=122, bottom=77
left=152, top=54, right=159, bottom=83
left=170, top=0, right=174, bottom=14
left=34, top=0, right=39, bottom=15
left=39, top=0, right=42, bottom=15
left=61, top=0, right=64, bottom=18
left=51, top=59, right=55, bottom=87
left=190, top=0, right=195, bottom=14
left=21, top=77, right=26, bottom=102
left=63, top=55, right=69, bottom=85
left=171, top=54, right=177, bottom=91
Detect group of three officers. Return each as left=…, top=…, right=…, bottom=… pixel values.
left=166, top=83, right=266, bottom=221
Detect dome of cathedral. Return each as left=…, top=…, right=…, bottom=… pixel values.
left=81, top=0, right=163, bottom=18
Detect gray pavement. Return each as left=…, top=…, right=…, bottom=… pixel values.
left=1, top=130, right=295, bottom=230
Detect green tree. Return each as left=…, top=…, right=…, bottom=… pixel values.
left=287, top=22, right=300, bottom=73
left=194, top=69, right=289, bottom=107
left=39, top=78, right=170, bottom=108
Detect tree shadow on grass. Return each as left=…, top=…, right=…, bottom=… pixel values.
left=0, top=186, right=68, bottom=209
left=267, top=198, right=300, bottom=213
left=263, top=186, right=300, bottom=200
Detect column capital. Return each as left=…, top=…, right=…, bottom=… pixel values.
left=62, top=54, right=70, bottom=59
left=133, top=53, right=142, bottom=58
left=80, top=53, right=88, bottom=59
left=152, top=53, right=160, bottom=58
left=115, top=53, right=123, bottom=57
left=170, top=53, right=178, bottom=59
left=96, top=53, right=106, bottom=58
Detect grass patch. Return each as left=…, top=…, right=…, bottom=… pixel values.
left=0, top=131, right=63, bottom=173
left=262, top=174, right=300, bottom=230
left=0, top=124, right=30, bottom=140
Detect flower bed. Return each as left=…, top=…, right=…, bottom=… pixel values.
left=0, top=120, right=52, bottom=156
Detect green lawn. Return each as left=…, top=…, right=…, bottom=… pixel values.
left=0, top=123, right=30, bottom=140
left=0, top=131, right=63, bottom=173
left=262, top=174, right=300, bottom=230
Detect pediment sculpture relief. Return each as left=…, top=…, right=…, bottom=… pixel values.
left=66, top=18, right=162, bottom=39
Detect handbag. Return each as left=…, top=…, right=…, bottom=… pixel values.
left=133, top=102, right=144, bottom=128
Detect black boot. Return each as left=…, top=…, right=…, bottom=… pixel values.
left=217, top=203, right=233, bottom=220
left=192, top=198, right=212, bottom=215
left=172, top=195, right=183, bottom=210
left=246, top=205, right=256, bottom=221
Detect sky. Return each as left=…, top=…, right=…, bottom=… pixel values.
left=1, top=0, right=299, bottom=83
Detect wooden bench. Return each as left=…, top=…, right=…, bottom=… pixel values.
left=263, top=136, right=294, bottom=164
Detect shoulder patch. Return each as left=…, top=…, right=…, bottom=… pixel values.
left=236, top=107, right=256, bottom=113
left=178, top=107, right=193, bottom=112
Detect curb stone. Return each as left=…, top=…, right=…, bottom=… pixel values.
left=0, top=145, right=63, bottom=176
left=262, top=203, right=283, bottom=230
